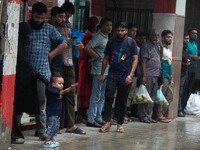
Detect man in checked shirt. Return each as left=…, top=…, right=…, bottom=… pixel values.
left=25, top=2, right=67, bottom=140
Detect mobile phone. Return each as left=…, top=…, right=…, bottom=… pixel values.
left=71, top=36, right=79, bottom=40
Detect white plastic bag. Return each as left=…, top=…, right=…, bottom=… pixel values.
left=184, top=91, right=200, bottom=115
left=133, top=84, right=154, bottom=104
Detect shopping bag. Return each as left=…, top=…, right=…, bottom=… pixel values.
left=133, top=84, right=154, bottom=104
left=184, top=91, right=200, bottom=115
left=154, top=86, right=169, bottom=105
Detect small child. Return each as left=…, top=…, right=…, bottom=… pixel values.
left=43, top=75, right=78, bottom=148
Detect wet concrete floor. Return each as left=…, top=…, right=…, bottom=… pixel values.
left=11, top=115, right=200, bottom=150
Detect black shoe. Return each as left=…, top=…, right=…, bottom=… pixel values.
left=178, top=112, right=185, bottom=117
left=95, top=120, right=106, bottom=126
left=86, top=121, right=102, bottom=128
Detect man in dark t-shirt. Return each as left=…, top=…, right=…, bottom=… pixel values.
left=99, top=21, right=138, bottom=133
left=178, top=34, right=191, bottom=117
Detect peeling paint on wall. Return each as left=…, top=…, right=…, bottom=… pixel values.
left=3, top=3, right=19, bottom=75
left=0, top=0, right=20, bottom=149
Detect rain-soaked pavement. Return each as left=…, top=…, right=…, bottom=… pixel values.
left=11, top=115, right=200, bottom=150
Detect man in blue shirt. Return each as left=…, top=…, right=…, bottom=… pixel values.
left=99, top=21, right=138, bottom=133
left=26, top=2, right=67, bottom=140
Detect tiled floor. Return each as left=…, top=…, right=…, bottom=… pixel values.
left=11, top=115, right=200, bottom=150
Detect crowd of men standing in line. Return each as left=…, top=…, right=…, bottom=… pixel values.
left=11, top=1, right=200, bottom=148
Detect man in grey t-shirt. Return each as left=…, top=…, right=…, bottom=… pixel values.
left=139, top=29, right=161, bottom=123
left=85, top=18, right=112, bottom=127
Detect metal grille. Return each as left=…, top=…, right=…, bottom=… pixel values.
left=74, top=0, right=90, bottom=31
left=106, top=7, right=153, bottom=35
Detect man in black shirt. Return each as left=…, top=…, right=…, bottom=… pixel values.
left=178, top=33, right=191, bottom=117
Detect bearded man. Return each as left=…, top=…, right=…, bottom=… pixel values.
left=25, top=2, right=67, bottom=139
left=155, top=30, right=173, bottom=123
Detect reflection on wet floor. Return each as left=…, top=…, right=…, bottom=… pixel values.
left=12, top=116, right=200, bottom=150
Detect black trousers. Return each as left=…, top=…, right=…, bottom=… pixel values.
left=104, top=78, right=131, bottom=125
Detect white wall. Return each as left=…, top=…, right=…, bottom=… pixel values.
left=176, top=0, right=186, bottom=16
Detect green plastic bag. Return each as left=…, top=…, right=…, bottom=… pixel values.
left=154, top=86, right=169, bottom=105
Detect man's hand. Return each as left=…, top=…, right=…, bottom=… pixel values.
left=170, top=80, right=174, bottom=87
left=48, top=53, right=53, bottom=62
left=35, top=73, right=50, bottom=86
left=98, top=75, right=105, bottom=84
left=66, top=38, right=75, bottom=45
left=74, top=42, right=84, bottom=50
left=141, top=76, right=147, bottom=85
left=125, top=75, right=133, bottom=85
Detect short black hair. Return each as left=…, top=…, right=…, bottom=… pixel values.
left=137, top=32, right=146, bottom=37
left=50, top=75, right=63, bottom=84
left=99, top=17, right=112, bottom=29
left=188, top=28, right=198, bottom=34
left=184, top=33, right=189, bottom=37
left=61, top=2, right=75, bottom=14
left=128, top=23, right=137, bottom=30
left=51, top=7, right=65, bottom=17
left=115, top=21, right=128, bottom=29
left=32, top=2, right=47, bottom=14
left=161, top=30, right=173, bottom=38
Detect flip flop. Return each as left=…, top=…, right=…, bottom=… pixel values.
left=116, top=125, right=124, bottom=133
left=65, top=127, right=86, bottom=135
left=157, top=117, right=171, bottom=123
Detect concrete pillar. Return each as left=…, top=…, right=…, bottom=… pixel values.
left=0, top=0, right=20, bottom=149
left=152, top=0, right=186, bottom=118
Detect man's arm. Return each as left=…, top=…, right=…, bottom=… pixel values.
left=48, top=42, right=67, bottom=61
left=85, top=43, right=99, bottom=60
left=141, top=57, right=147, bottom=84
left=98, top=55, right=109, bottom=84
left=189, top=54, right=200, bottom=61
left=129, top=55, right=138, bottom=78
left=125, top=55, right=138, bottom=85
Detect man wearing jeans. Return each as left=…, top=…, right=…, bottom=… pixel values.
left=99, top=21, right=138, bottom=133
left=85, top=18, right=112, bottom=127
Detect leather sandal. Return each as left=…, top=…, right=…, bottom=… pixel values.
left=99, top=122, right=111, bottom=133
left=116, top=125, right=124, bottom=133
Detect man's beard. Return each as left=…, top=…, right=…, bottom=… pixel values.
left=28, top=19, right=44, bottom=30
left=57, top=22, right=66, bottom=27
left=166, top=41, right=171, bottom=45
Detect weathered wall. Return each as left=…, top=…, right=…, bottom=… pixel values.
left=0, top=0, right=20, bottom=149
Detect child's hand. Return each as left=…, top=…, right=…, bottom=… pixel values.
left=71, top=83, right=78, bottom=90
